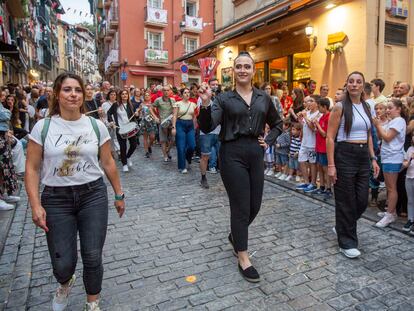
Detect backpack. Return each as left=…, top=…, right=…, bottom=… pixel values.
left=41, top=116, right=101, bottom=158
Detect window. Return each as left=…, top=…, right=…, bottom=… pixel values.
left=186, top=1, right=197, bottom=17
left=385, top=22, right=407, bottom=46
left=148, top=0, right=162, bottom=8
left=148, top=32, right=161, bottom=50
left=185, top=37, right=197, bottom=53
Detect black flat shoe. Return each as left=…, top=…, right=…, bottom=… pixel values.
left=228, top=233, right=238, bottom=257
left=238, top=264, right=260, bottom=283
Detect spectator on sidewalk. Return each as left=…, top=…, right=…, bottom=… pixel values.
left=402, top=135, right=414, bottom=234
left=274, top=120, right=291, bottom=180
left=371, top=78, right=387, bottom=105
left=287, top=122, right=302, bottom=182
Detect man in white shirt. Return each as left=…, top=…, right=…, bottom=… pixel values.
left=370, top=78, right=387, bottom=105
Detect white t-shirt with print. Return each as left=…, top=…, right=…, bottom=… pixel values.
left=381, top=116, right=406, bottom=164
left=405, top=146, right=414, bottom=179
left=29, top=115, right=111, bottom=186
left=301, top=110, right=320, bottom=148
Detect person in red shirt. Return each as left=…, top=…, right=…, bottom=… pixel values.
left=313, top=97, right=331, bottom=199
left=304, top=80, right=317, bottom=96
left=280, top=86, right=293, bottom=117
left=150, top=83, right=163, bottom=103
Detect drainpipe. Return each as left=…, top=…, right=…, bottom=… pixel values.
left=376, top=0, right=385, bottom=78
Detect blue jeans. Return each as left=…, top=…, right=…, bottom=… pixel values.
left=209, top=137, right=220, bottom=169
left=176, top=119, right=196, bottom=170
left=199, top=134, right=220, bottom=169
left=41, top=178, right=108, bottom=295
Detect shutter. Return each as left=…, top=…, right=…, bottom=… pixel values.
left=384, top=22, right=407, bottom=46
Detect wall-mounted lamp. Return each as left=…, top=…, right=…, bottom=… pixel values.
left=228, top=50, right=233, bottom=61
left=305, top=25, right=317, bottom=50
left=174, top=21, right=186, bottom=41
left=305, top=25, right=314, bottom=37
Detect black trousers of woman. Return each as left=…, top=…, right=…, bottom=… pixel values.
left=220, top=136, right=264, bottom=252
left=116, top=133, right=137, bottom=165
left=334, top=142, right=370, bottom=249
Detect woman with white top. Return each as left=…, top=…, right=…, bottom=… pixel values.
left=25, top=73, right=125, bottom=311
left=327, top=71, right=380, bottom=259
left=373, top=98, right=407, bottom=228
left=101, top=90, right=120, bottom=158
left=107, top=90, right=139, bottom=172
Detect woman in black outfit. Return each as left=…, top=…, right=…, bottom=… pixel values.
left=107, top=90, right=139, bottom=172
left=198, top=51, right=282, bottom=282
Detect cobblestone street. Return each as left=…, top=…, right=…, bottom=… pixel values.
left=1, top=145, right=414, bottom=311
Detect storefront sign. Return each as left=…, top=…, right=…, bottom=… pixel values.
left=328, top=32, right=347, bottom=45
left=386, top=0, right=408, bottom=18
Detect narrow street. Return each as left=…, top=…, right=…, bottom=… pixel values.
left=0, top=145, right=413, bottom=310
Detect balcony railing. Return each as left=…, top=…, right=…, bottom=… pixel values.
left=144, top=48, right=168, bottom=65
left=144, top=7, right=167, bottom=27
left=40, top=48, right=52, bottom=69
left=104, top=49, right=119, bottom=72
left=37, top=5, right=50, bottom=25
left=184, top=15, right=203, bottom=33
left=109, top=9, right=119, bottom=30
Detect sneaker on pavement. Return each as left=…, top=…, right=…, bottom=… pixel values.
left=332, top=227, right=337, bottom=235
left=181, top=169, right=188, bottom=174
left=313, top=188, right=326, bottom=195
left=145, top=152, right=150, bottom=158
left=83, top=300, right=101, bottom=311
left=295, top=183, right=309, bottom=190
left=295, top=176, right=301, bottom=182
left=0, top=200, right=14, bottom=211
left=409, top=228, right=414, bottom=236
left=3, top=195, right=20, bottom=203
left=278, top=174, right=287, bottom=180
left=339, top=248, right=361, bottom=259
left=208, top=167, right=217, bottom=174
left=402, top=220, right=414, bottom=232
left=324, top=189, right=333, bottom=200
left=264, top=168, right=270, bottom=175
left=375, top=212, right=397, bottom=228
left=52, top=274, right=76, bottom=311
left=122, top=165, right=129, bottom=172
left=200, top=178, right=209, bottom=189
left=284, top=175, right=293, bottom=181
left=303, top=184, right=318, bottom=193
left=127, top=159, right=133, bottom=167
left=265, top=169, right=274, bottom=176
left=274, top=172, right=282, bottom=178
left=377, top=211, right=386, bottom=218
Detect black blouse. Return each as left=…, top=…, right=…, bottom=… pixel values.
left=198, top=88, right=283, bottom=145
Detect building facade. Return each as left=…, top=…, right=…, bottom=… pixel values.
left=178, top=0, right=414, bottom=96
left=96, top=0, right=214, bottom=87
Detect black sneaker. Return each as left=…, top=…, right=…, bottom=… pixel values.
left=228, top=233, right=238, bottom=257
left=238, top=264, right=260, bottom=283
left=167, top=153, right=172, bottom=160
left=145, top=152, right=150, bottom=158
left=402, top=220, right=414, bottom=232
left=324, top=189, right=333, bottom=200
left=200, top=178, right=209, bottom=189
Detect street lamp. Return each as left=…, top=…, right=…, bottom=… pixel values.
left=305, top=25, right=314, bottom=37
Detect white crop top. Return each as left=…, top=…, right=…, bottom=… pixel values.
left=336, top=102, right=371, bottom=142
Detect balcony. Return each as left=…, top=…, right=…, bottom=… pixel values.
left=183, top=15, right=203, bottom=33
left=104, top=49, right=119, bottom=72
left=109, top=10, right=119, bottom=30
left=40, top=48, right=52, bottom=69
left=104, top=0, right=112, bottom=9
left=144, top=48, right=168, bottom=66
left=144, top=7, right=167, bottom=28
left=37, top=5, right=50, bottom=25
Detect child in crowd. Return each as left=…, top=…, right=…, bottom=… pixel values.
left=402, top=135, right=414, bottom=234
left=274, top=120, right=291, bottom=180
left=287, top=122, right=302, bottom=182
left=313, top=97, right=332, bottom=199
left=264, top=124, right=275, bottom=176
left=296, top=95, right=321, bottom=192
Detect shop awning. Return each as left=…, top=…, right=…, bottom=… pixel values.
left=172, top=0, right=325, bottom=64
left=0, top=41, right=19, bottom=61
left=129, top=69, right=176, bottom=77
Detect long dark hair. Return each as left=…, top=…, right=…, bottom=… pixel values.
left=343, top=71, right=372, bottom=136
left=292, top=88, right=304, bottom=110
left=390, top=98, right=409, bottom=123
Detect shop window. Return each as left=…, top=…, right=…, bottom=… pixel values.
left=292, top=52, right=311, bottom=86
left=269, top=57, right=288, bottom=87
left=254, top=62, right=265, bottom=86
left=148, top=0, right=162, bottom=9
left=148, top=31, right=162, bottom=50
left=186, top=1, right=197, bottom=17
left=385, top=22, right=407, bottom=46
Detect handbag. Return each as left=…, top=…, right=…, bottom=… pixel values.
left=161, top=100, right=192, bottom=129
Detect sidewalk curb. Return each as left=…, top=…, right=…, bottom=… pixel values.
left=264, top=175, right=412, bottom=237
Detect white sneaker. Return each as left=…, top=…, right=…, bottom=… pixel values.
left=3, top=195, right=20, bottom=203
left=265, top=169, right=274, bottom=176
left=377, top=211, right=386, bottom=218
left=0, top=199, right=14, bottom=211
left=84, top=300, right=101, bottom=311
left=208, top=167, right=217, bottom=174
left=274, top=172, right=282, bottom=178
left=52, top=274, right=76, bottom=311
left=295, top=176, right=301, bottom=182
left=181, top=169, right=188, bottom=174
left=127, top=159, right=133, bottom=167
left=278, top=174, right=287, bottom=180
left=375, top=212, right=397, bottom=228
left=332, top=227, right=337, bottom=235
left=339, top=248, right=361, bottom=259
left=285, top=175, right=293, bottom=181
left=264, top=168, right=270, bottom=175
left=122, top=165, right=129, bottom=172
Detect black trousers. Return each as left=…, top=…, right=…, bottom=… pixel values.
left=334, top=142, right=370, bottom=249
left=220, top=137, right=264, bottom=252
left=116, top=133, right=137, bottom=165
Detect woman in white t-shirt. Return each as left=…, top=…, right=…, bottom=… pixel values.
left=25, top=73, right=125, bottom=311
left=373, top=98, right=407, bottom=228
